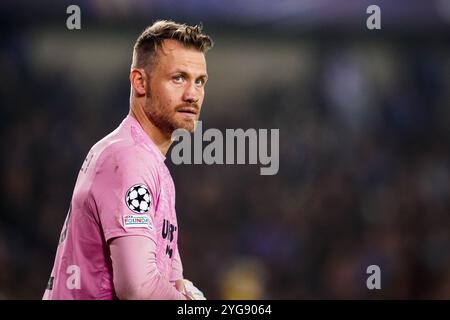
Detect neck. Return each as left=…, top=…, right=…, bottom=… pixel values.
left=129, top=101, right=172, bottom=157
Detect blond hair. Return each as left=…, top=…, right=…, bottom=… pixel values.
left=132, top=20, right=213, bottom=69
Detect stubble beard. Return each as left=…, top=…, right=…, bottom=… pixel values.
left=144, top=92, right=198, bottom=136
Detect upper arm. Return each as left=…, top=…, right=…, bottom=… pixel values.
left=91, top=148, right=159, bottom=243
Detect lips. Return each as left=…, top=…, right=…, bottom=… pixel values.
left=177, top=106, right=198, bottom=119
left=176, top=106, right=198, bottom=115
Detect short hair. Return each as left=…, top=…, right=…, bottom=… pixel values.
left=132, top=20, right=214, bottom=70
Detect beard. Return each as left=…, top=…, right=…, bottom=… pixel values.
left=144, top=88, right=199, bottom=135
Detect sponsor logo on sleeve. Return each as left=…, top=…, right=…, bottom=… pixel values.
left=123, top=214, right=153, bottom=230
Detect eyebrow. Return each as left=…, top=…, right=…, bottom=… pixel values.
left=172, top=69, right=208, bottom=81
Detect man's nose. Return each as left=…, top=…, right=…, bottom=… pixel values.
left=182, top=82, right=200, bottom=104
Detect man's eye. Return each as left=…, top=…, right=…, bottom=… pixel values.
left=173, top=75, right=183, bottom=83
left=195, top=79, right=204, bottom=86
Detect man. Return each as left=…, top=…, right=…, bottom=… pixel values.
left=43, top=20, right=213, bottom=300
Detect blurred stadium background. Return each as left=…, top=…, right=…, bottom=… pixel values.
left=1, top=0, right=449, bottom=299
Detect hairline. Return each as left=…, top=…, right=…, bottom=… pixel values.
left=139, top=39, right=207, bottom=76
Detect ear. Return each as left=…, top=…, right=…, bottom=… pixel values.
left=130, top=68, right=147, bottom=96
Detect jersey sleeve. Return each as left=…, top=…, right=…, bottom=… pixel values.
left=90, top=147, right=159, bottom=243
left=110, top=235, right=187, bottom=300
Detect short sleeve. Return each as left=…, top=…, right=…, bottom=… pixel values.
left=90, top=147, right=160, bottom=243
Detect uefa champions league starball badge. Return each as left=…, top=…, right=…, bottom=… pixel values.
left=125, top=184, right=151, bottom=213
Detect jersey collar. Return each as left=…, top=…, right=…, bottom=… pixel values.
left=124, top=115, right=166, bottom=162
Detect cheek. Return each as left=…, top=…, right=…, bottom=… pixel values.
left=160, top=96, right=178, bottom=115
left=161, top=85, right=182, bottom=105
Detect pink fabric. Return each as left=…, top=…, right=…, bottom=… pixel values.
left=170, top=247, right=184, bottom=283
left=43, top=115, right=183, bottom=299
left=110, top=235, right=185, bottom=300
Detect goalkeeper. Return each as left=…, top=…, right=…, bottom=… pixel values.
left=43, top=20, right=212, bottom=300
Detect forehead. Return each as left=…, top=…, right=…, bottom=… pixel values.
left=154, top=39, right=207, bottom=74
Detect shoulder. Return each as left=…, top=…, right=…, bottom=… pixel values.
left=95, top=145, right=160, bottom=186
left=86, top=124, right=163, bottom=197
left=92, top=131, right=159, bottom=177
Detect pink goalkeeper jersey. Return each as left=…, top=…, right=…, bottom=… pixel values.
left=43, top=115, right=182, bottom=299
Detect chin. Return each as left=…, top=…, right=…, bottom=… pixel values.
left=180, top=122, right=196, bottom=133
left=174, top=119, right=197, bottom=133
